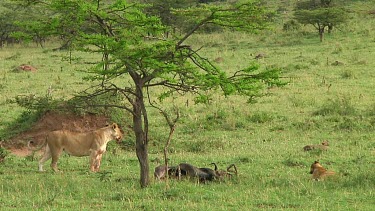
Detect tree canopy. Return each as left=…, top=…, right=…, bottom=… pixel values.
left=14, top=0, right=284, bottom=187
left=294, top=0, right=348, bottom=41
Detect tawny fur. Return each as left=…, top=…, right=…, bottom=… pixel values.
left=310, top=161, right=335, bottom=180
left=303, top=140, right=329, bottom=151
left=30, top=123, right=122, bottom=172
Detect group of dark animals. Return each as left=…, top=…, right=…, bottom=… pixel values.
left=154, top=162, right=237, bottom=183
left=153, top=140, right=333, bottom=183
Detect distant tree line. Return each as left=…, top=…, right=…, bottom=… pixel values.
left=0, top=0, right=53, bottom=47
left=0, top=0, right=228, bottom=48
left=0, top=0, right=358, bottom=47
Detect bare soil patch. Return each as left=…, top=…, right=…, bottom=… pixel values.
left=3, top=111, right=110, bottom=157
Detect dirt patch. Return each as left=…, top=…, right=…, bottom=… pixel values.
left=3, top=111, right=110, bottom=156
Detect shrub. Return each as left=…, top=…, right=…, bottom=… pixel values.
left=283, top=20, right=301, bottom=31
left=341, top=70, right=355, bottom=79
left=313, top=97, right=357, bottom=116
left=248, top=112, right=274, bottom=123
left=0, top=147, right=9, bottom=163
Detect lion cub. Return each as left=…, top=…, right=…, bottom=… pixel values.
left=309, top=161, right=335, bottom=180
left=303, top=140, right=329, bottom=151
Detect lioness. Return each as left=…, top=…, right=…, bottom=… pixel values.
left=32, top=123, right=122, bottom=172
left=309, top=161, right=335, bottom=180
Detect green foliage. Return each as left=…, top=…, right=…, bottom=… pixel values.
left=142, top=0, right=198, bottom=34
left=283, top=19, right=301, bottom=31
left=15, top=94, right=56, bottom=112
left=294, top=7, right=348, bottom=27
left=173, top=1, right=275, bottom=33
left=13, top=0, right=282, bottom=105
left=294, top=2, right=349, bottom=41
left=0, top=147, right=9, bottom=163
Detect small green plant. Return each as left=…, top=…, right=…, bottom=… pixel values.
left=98, top=171, right=113, bottom=182
left=15, top=93, right=60, bottom=113
left=0, top=147, right=9, bottom=163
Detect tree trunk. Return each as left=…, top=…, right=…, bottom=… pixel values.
left=319, top=27, right=325, bottom=42
left=133, top=84, right=150, bottom=188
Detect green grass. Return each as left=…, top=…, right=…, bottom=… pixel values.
left=1, top=1, right=375, bottom=210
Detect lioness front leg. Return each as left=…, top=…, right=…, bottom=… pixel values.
left=38, top=146, right=52, bottom=172
left=90, top=151, right=99, bottom=172
left=94, top=153, right=103, bottom=172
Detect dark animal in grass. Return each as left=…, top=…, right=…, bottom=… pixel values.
left=154, top=165, right=168, bottom=180
left=176, top=163, right=217, bottom=182
left=211, top=163, right=238, bottom=179
left=153, top=158, right=172, bottom=180
left=154, top=164, right=178, bottom=180
left=254, top=53, right=266, bottom=59
left=303, top=140, right=329, bottom=151
left=154, top=162, right=238, bottom=182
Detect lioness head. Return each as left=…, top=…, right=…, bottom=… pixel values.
left=310, top=161, right=323, bottom=174
left=110, top=123, right=123, bottom=142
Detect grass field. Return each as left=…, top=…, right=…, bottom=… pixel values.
left=1, top=1, right=375, bottom=210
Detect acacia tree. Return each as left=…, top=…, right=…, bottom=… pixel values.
left=294, top=0, right=348, bottom=42
left=20, top=0, right=283, bottom=187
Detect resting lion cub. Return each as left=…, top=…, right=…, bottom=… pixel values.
left=309, top=161, right=335, bottom=180
left=303, top=140, right=329, bottom=151
left=31, top=123, right=122, bottom=172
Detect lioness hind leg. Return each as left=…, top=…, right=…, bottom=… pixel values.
left=39, top=146, right=52, bottom=172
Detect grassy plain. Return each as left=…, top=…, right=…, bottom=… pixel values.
left=1, top=2, right=375, bottom=210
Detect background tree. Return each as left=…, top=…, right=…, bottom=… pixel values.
left=17, top=0, right=283, bottom=188
left=294, top=0, right=348, bottom=41
left=140, top=0, right=198, bottom=37
left=0, top=1, right=26, bottom=47
left=0, top=0, right=53, bottom=47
